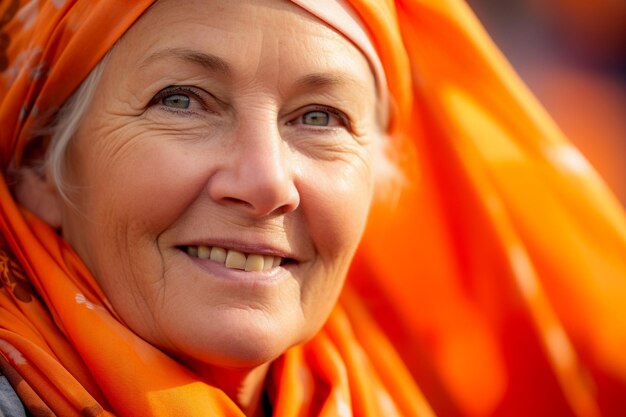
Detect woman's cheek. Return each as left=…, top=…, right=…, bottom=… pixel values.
left=301, top=155, right=374, bottom=261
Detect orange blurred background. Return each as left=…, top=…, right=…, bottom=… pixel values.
left=467, top=0, right=626, bottom=205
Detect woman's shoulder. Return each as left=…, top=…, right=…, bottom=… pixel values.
left=0, top=374, right=27, bottom=417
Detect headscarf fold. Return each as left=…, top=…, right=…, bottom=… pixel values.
left=1, top=0, right=625, bottom=416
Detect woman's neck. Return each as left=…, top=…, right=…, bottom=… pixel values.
left=192, top=361, right=272, bottom=417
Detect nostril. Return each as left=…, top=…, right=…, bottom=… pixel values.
left=216, top=192, right=297, bottom=217
left=222, top=196, right=254, bottom=209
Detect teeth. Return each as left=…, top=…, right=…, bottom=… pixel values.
left=245, top=254, right=265, bottom=272
left=263, top=255, right=274, bottom=271
left=186, top=245, right=284, bottom=271
left=197, top=246, right=211, bottom=259
left=210, top=247, right=226, bottom=263
left=225, top=250, right=246, bottom=270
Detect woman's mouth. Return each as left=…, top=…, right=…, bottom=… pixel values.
left=181, top=245, right=293, bottom=272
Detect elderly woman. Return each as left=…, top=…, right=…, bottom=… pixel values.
left=1, top=0, right=625, bottom=416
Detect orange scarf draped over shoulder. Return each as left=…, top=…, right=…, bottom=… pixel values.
left=1, top=1, right=625, bottom=416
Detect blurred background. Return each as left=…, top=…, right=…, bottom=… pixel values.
left=467, top=0, right=626, bottom=205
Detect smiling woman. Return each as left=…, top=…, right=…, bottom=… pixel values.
left=38, top=0, right=379, bottom=399
left=1, top=0, right=626, bottom=417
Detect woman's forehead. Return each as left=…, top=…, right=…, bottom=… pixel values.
left=110, top=0, right=378, bottom=101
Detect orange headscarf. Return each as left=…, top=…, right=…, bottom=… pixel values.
left=1, top=1, right=625, bottom=416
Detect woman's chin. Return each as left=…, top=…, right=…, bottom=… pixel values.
left=167, top=319, right=305, bottom=371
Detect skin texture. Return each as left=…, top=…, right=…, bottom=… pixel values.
left=20, top=0, right=380, bottom=414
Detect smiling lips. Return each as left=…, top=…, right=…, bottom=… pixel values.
left=184, top=245, right=284, bottom=272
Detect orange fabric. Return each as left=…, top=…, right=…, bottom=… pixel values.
left=0, top=1, right=625, bottom=417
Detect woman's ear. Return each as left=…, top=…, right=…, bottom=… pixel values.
left=13, top=168, right=63, bottom=228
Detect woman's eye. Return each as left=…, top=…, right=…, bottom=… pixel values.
left=293, top=107, right=349, bottom=129
left=303, top=111, right=330, bottom=126
left=149, top=86, right=208, bottom=113
left=162, top=94, right=191, bottom=109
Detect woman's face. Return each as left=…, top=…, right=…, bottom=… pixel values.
left=57, top=0, right=379, bottom=370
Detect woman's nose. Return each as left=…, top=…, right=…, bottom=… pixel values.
left=207, top=122, right=300, bottom=218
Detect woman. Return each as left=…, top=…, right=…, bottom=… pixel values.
left=0, top=0, right=625, bottom=416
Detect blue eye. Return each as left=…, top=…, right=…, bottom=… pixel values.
left=302, top=111, right=330, bottom=126
left=292, top=106, right=350, bottom=129
left=162, top=94, right=191, bottom=109
left=150, top=86, right=210, bottom=113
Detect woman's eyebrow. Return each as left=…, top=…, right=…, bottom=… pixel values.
left=139, top=47, right=232, bottom=76
left=296, top=73, right=357, bottom=88
left=295, top=73, right=368, bottom=95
